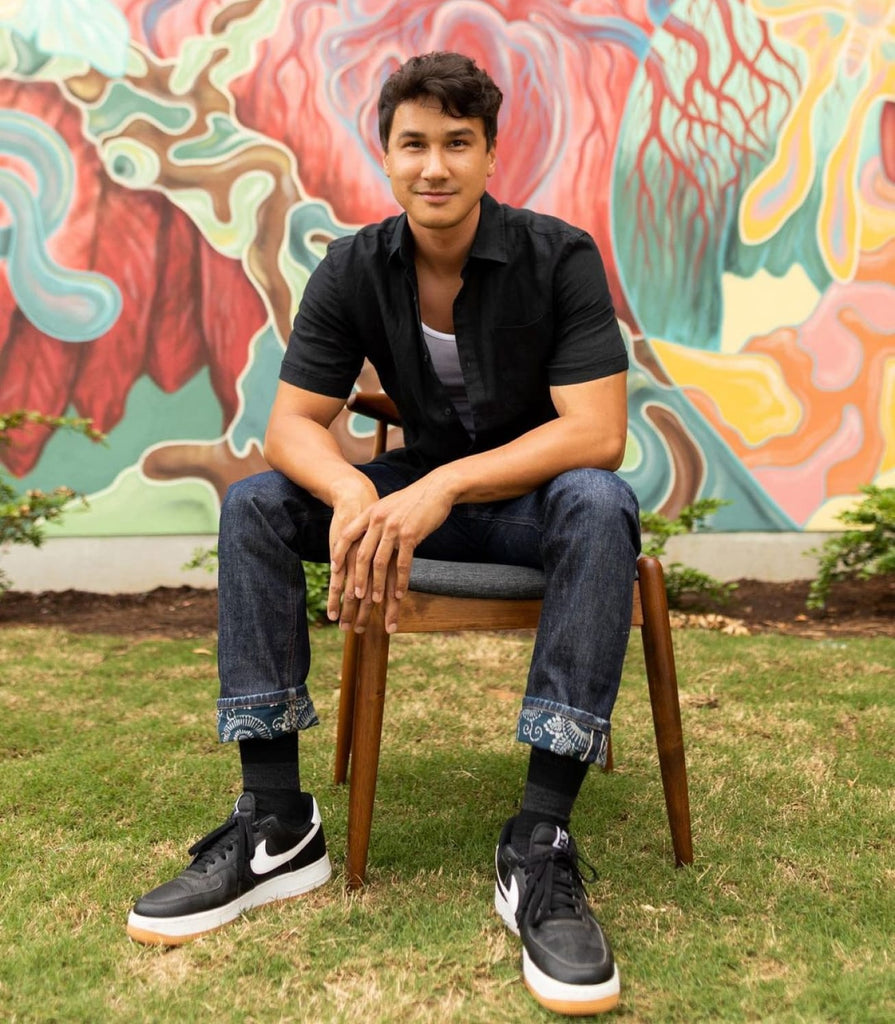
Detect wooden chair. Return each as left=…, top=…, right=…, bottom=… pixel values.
left=334, top=392, right=693, bottom=889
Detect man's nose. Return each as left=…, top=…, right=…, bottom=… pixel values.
left=422, top=147, right=448, bottom=178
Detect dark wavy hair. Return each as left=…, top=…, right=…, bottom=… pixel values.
left=378, top=51, right=503, bottom=151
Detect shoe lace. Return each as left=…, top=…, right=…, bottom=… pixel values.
left=518, top=845, right=598, bottom=927
left=187, top=799, right=256, bottom=892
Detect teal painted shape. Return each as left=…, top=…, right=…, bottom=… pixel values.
left=4, top=29, right=51, bottom=75
left=227, top=204, right=356, bottom=454
left=0, top=111, right=122, bottom=341
left=287, top=201, right=355, bottom=272
left=0, top=0, right=130, bottom=77
left=15, top=370, right=223, bottom=497
left=230, top=327, right=282, bottom=454
left=611, top=2, right=835, bottom=351
left=173, top=114, right=245, bottom=161
left=0, top=110, right=73, bottom=252
left=87, top=81, right=192, bottom=137
left=0, top=169, right=121, bottom=342
left=620, top=351, right=796, bottom=531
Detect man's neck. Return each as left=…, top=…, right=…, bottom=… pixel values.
left=408, top=200, right=482, bottom=276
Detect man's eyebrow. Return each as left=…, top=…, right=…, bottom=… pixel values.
left=395, top=127, right=477, bottom=140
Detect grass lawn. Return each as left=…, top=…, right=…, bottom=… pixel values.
left=1, top=622, right=892, bottom=1023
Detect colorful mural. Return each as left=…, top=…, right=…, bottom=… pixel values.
left=0, top=0, right=892, bottom=538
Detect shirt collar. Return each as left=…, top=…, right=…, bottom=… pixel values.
left=387, top=192, right=509, bottom=267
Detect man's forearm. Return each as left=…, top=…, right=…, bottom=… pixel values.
left=431, top=414, right=626, bottom=507
left=263, top=415, right=375, bottom=509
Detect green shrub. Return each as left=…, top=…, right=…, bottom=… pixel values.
left=639, top=498, right=736, bottom=608
left=185, top=546, right=331, bottom=624
left=0, top=411, right=102, bottom=592
left=807, top=485, right=895, bottom=610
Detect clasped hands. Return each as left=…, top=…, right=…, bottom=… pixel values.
left=326, top=475, right=453, bottom=634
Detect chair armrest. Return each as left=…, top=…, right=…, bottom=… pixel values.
left=347, top=391, right=402, bottom=427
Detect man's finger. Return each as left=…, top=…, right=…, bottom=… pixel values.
left=351, top=526, right=379, bottom=599
left=337, top=547, right=360, bottom=630
left=352, top=588, right=377, bottom=632
left=327, top=562, right=345, bottom=621
left=384, top=560, right=402, bottom=634
left=393, top=541, right=415, bottom=601
left=367, top=533, right=399, bottom=603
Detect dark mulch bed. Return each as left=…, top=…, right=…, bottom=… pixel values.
left=0, top=577, right=892, bottom=639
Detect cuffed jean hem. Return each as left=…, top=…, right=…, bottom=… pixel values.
left=516, top=699, right=611, bottom=766
left=216, top=687, right=319, bottom=743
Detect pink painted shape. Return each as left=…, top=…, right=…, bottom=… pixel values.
left=751, top=405, right=865, bottom=525
left=801, top=284, right=895, bottom=389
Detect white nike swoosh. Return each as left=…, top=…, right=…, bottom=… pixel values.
left=250, top=820, right=318, bottom=875
left=496, top=865, right=521, bottom=916
left=505, top=875, right=520, bottom=915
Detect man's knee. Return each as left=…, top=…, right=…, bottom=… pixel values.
left=222, top=471, right=282, bottom=520
left=219, top=470, right=314, bottom=538
left=545, top=468, right=639, bottom=525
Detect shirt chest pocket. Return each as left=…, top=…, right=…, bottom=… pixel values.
left=489, top=316, right=551, bottom=393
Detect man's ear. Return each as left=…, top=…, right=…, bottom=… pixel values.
left=383, top=148, right=391, bottom=178
left=487, top=143, right=497, bottom=177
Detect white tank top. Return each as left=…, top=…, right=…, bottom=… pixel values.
left=421, top=321, right=474, bottom=436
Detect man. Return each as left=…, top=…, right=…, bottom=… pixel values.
left=128, top=51, right=639, bottom=1016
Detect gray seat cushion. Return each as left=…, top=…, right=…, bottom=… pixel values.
left=408, top=558, right=546, bottom=600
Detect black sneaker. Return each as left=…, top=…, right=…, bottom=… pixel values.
left=127, top=792, right=332, bottom=945
left=495, top=819, right=620, bottom=1015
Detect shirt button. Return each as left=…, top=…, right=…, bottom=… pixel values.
left=444, top=407, right=452, bottom=417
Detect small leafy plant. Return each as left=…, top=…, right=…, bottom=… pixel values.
left=0, top=411, right=102, bottom=592
left=185, top=546, right=331, bottom=624
left=807, top=485, right=895, bottom=610
left=640, top=498, right=736, bottom=608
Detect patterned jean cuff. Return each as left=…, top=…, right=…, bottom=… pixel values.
left=216, top=689, right=319, bottom=743
left=516, top=705, right=610, bottom=766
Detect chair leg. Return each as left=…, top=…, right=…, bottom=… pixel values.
left=637, top=556, right=694, bottom=867
left=334, top=629, right=360, bottom=785
left=346, top=602, right=392, bottom=890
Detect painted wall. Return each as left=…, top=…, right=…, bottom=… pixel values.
left=0, top=0, right=892, bottom=541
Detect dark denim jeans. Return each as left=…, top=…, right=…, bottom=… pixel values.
left=216, top=457, right=640, bottom=766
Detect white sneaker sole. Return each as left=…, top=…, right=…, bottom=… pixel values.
left=126, top=853, right=332, bottom=946
left=495, top=880, right=621, bottom=1015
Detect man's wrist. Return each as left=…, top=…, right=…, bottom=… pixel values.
left=328, top=469, right=378, bottom=510
left=426, top=462, right=466, bottom=506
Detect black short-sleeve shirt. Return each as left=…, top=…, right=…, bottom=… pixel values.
left=280, top=192, right=628, bottom=471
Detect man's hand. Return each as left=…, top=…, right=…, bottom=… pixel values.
left=326, top=476, right=381, bottom=632
left=329, top=472, right=454, bottom=634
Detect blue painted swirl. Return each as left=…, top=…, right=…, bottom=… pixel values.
left=0, top=111, right=122, bottom=342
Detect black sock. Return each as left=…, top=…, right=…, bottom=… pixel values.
left=511, top=746, right=590, bottom=852
left=239, top=734, right=310, bottom=827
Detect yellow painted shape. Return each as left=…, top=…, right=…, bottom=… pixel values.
left=167, top=170, right=275, bottom=257
left=720, top=267, right=820, bottom=354
left=650, top=339, right=802, bottom=446
left=739, top=24, right=834, bottom=245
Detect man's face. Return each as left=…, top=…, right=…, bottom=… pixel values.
left=383, top=98, right=496, bottom=233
